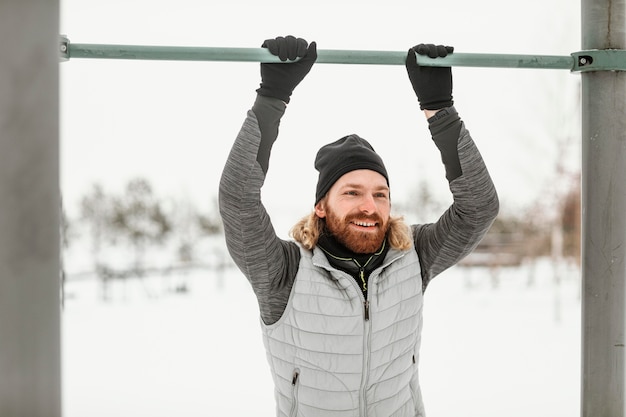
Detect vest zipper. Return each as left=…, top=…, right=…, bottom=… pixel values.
left=360, top=295, right=372, bottom=416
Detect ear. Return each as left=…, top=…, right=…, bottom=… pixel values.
left=314, top=201, right=327, bottom=218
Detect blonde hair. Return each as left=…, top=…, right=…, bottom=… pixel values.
left=289, top=212, right=413, bottom=251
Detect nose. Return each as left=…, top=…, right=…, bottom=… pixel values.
left=358, top=194, right=377, bottom=215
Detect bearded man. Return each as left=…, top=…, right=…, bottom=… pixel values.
left=219, top=35, right=499, bottom=417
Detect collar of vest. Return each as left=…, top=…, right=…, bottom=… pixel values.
left=310, top=244, right=408, bottom=279
left=317, top=233, right=389, bottom=275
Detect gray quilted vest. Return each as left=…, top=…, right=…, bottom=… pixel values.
left=261, top=244, right=426, bottom=417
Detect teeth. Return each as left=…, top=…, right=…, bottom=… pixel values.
left=354, top=221, right=376, bottom=227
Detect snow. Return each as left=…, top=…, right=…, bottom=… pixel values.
left=62, top=258, right=580, bottom=417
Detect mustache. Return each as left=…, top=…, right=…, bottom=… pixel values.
left=345, top=213, right=383, bottom=224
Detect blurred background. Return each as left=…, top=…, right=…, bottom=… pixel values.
left=60, top=1, right=582, bottom=416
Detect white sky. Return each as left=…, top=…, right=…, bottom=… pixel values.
left=60, top=0, right=582, bottom=236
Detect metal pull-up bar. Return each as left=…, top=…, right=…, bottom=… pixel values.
left=59, top=37, right=626, bottom=72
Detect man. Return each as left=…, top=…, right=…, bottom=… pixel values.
left=219, top=35, right=499, bottom=417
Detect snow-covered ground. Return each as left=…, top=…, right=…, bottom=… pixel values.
left=62, top=258, right=581, bottom=417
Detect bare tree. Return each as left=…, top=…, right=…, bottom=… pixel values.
left=80, top=183, right=113, bottom=271
left=110, top=178, right=172, bottom=274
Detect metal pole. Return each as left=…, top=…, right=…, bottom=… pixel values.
left=0, top=1, right=61, bottom=417
left=581, top=0, right=626, bottom=415
left=62, top=41, right=575, bottom=69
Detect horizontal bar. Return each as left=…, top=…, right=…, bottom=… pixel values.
left=60, top=39, right=575, bottom=70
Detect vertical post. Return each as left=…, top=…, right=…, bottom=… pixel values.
left=581, top=0, right=626, bottom=415
left=0, top=1, right=61, bottom=417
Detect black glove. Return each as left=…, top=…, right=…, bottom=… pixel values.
left=256, top=36, right=317, bottom=103
left=405, top=43, right=454, bottom=110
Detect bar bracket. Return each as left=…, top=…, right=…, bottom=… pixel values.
left=571, top=49, right=626, bottom=72
left=59, top=35, right=69, bottom=62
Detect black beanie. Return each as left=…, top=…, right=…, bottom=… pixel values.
left=314, top=134, right=389, bottom=205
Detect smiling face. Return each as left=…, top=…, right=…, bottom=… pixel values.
left=314, top=169, right=391, bottom=254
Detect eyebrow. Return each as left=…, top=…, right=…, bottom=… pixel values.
left=341, top=183, right=389, bottom=192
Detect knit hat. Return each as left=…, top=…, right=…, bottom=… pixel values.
left=314, top=134, right=389, bottom=205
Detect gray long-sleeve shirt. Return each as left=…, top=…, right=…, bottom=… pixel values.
left=219, top=95, right=499, bottom=325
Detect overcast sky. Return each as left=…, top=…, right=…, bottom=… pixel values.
left=60, top=0, right=582, bottom=236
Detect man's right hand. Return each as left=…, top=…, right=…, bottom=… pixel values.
left=256, top=35, right=317, bottom=104
left=405, top=43, right=454, bottom=111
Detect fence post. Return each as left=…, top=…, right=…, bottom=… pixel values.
left=581, top=0, right=626, bottom=415
left=0, top=1, right=61, bottom=416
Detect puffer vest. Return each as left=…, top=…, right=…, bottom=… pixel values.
left=261, top=244, right=425, bottom=417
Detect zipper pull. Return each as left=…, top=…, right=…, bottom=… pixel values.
left=364, top=300, right=370, bottom=321
left=359, top=268, right=367, bottom=292
left=292, top=370, right=300, bottom=385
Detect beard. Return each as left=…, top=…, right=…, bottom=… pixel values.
left=324, top=206, right=389, bottom=254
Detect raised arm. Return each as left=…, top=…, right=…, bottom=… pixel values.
left=218, top=36, right=317, bottom=324
left=405, top=43, right=500, bottom=290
